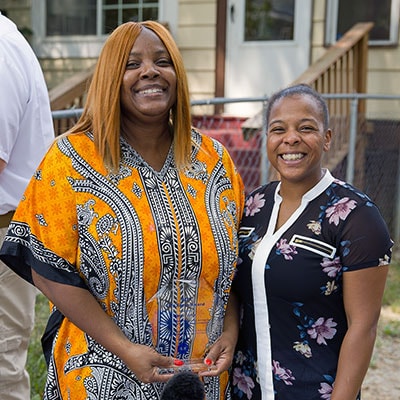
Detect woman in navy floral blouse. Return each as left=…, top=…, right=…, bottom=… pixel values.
left=229, top=84, right=393, bottom=400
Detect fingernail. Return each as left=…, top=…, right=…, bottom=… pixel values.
left=174, top=359, right=184, bottom=366
left=205, top=358, right=212, bottom=366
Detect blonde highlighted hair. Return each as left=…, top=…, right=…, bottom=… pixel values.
left=66, top=21, right=192, bottom=171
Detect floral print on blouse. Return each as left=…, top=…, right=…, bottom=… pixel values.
left=231, top=171, right=393, bottom=400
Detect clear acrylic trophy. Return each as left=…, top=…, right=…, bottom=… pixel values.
left=148, top=278, right=223, bottom=374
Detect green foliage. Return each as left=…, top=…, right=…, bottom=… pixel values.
left=382, top=320, right=400, bottom=337
left=27, top=294, right=49, bottom=398
left=382, top=259, right=400, bottom=312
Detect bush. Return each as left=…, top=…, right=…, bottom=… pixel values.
left=27, top=294, right=49, bottom=398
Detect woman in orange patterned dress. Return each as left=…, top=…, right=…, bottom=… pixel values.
left=0, top=21, right=244, bottom=399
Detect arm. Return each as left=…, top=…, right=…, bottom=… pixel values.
left=0, top=158, right=6, bottom=174
left=0, top=49, right=26, bottom=165
left=200, top=291, right=240, bottom=376
left=32, top=270, right=174, bottom=383
left=331, top=264, right=388, bottom=400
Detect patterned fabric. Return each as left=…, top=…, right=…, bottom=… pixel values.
left=0, top=129, right=244, bottom=400
left=231, top=171, right=393, bottom=400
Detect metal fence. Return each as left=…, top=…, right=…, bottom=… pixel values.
left=52, top=94, right=400, bottom=244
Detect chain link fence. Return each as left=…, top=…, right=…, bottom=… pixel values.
left=191, top=95, right=400, bottom=245
left=52, top=94, right=400, bottom=244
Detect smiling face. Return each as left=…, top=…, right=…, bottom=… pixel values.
left=120, top=27, right=177, bottom=125
left=267, top=93, right=332, bottom=188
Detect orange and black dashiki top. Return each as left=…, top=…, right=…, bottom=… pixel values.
left=0, top=129, right=244, bottom=400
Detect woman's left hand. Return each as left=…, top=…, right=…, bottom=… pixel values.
left=198, top=331, right=236, bottom=377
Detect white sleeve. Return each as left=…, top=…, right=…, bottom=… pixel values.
left=0, top=47, right=28, bottom=164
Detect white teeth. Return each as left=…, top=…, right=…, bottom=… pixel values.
left=282, top=153, right=304, bottom=161
left=140, top=88, right=162, bottom=95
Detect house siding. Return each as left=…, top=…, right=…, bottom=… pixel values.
left=310, top=1, right=400, bottom=118
left=178, top=0, right=217, bottom=101
left=2, top=0, right=400, bottom=118
left=40, top=58, right=97, bottom=90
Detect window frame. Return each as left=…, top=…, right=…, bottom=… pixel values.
left=243, top=0, right=295, bottom=42
left=325, top=0, right=400, bottom=47
left=31, top=0, right=177, bottom=58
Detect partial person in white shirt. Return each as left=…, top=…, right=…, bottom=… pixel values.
left=0, top=11, right=54, bottom=400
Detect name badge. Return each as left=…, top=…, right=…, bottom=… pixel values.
left=289, top=234, right=336, bottom=259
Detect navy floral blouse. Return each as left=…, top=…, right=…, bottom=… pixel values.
left=230, top=170, right=393, bottom=400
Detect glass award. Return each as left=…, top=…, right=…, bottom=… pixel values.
left=148, top=278, right=224, bottom=373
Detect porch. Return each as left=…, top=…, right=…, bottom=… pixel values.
left=48, top=23, right=400, bottom=242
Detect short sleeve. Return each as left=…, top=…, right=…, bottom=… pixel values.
left=0, top=52, right=26, bottom=161
left=0, top=137, right=86, bottom=288
left=339, top=202, right=393, bottom=271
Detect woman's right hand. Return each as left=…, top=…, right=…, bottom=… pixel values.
left=31, top=270, right=175, bottom=383
left=121, top=343, right=175, bottom=383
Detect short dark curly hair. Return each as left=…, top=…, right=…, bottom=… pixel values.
left=266, top=83, right=330, bottom=130
left=161, top=371, right=205, bottom=400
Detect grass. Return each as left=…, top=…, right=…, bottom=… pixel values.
left=380, top=257, right=400, bottom=338
left=27, top=293, right=49, bottom=399
left=27, top=259, right=400, bottom=398
left=382, top=259, right=400, bottom=312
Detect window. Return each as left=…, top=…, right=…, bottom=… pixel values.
left=244, top=0, right=294, bottom=41
left=32, top=0, right=176, bottom=58
left=46, top=0, right=97, bottom=36
left=326, top=0, right=400, bottom=46
left=102, top=0, right=159, bottom=34
left=46, top=0, right=159, bottom=36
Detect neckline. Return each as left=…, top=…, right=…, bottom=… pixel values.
left=120, top=136, right=175, bottom=178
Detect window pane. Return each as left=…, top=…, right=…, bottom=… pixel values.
left=46, top=0, right=96, bottom=35
left=103, top=9, right=119, bottom=34
left=337, top=0, right=391, bottom=41
left=122, top=8, right=140, bottom=23
left=143, top=7, right=158, bottom=20
left=245, top=0, right=294, bottom=41
left=47, top=0, right=159, bottom=36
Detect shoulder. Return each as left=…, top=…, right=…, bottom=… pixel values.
left=320, top=177, right=386, bottom=226
left=241, top=182, right=278, bottom=219
left=322, top=178, right=385, bottom=223
left=191, top=128, right=236, bottom=168
left=56, top=131, right=94, bottom=146
left=51, top=132, right=96, bottom=161
left=329, top=178, right=372, bottom=202
left=321, top=179, right=393, bottom=267
left=0, top=19, right=36, bottom=69
left=246, top=181, right=279, bottom=200
left=191, top=128, right=226, bottom=153
left=190, top=128, right=245, bottom=197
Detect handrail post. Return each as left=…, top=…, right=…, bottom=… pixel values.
left=260, top=100, right=269, bottom=185
left=395, top=139, right=400, bottom=244
left=346, top=97, right=358, bottom=185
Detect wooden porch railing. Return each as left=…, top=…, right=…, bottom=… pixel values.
left=49, top=22, right=372, bottom=121
left=242, top=22, right=373, bottom=185
left=48, top=22, right=373, bottom=187
left=293, top=22, right=373, bottom=184
left=291, top=22, right=372, bottom=111
left=49, top=65, right=95, bottom=136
